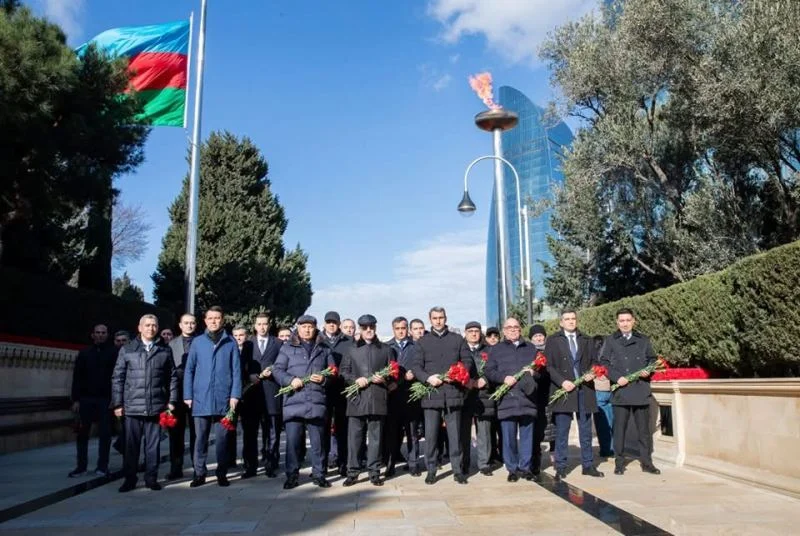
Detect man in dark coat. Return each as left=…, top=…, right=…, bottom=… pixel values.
left=484, top=317, right=540, bottom=482
left=69, top=324, right=116, bottom=478
left=112, top=315, right=179, bottom=492
left=460, top=321, right=483, bottom=475
left=384, top=316, right=421, bottom=476
left=529, top=324, right=553, bottom=481
left=183, top=306, right=242, bottom=488
left=273, top=315, right=336, bottom=490
left=318, top=311, right=353, bottom=477
left=545, top=309, right=604, bottom=480
left=600, top=308, right=661, bottom=476
left=242, top=312, right=283, bottom=478
left=411, top=306, right=473, bottom=485
left=468, top=323, right=497, bottom=477
left=167, top=313, right=197, bottom=479
left=341, top=315, right=396, bottom=487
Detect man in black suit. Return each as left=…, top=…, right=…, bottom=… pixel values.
left=600, top=308, right=661, bottom=476
left=544, top=309, right=604, bottom=481
left=242, top=312, right=284, bottom=478
left=167, top=314, right=197, bottom=479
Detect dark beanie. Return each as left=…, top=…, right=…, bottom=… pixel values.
left=528, top=324, right=547, bottom=339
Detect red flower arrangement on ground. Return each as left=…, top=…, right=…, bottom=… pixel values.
left=342, top=361, right=401, bottom=398
left=489, top=352, right=547, bottom=401
left=159, top=409, right=177, bottom=429
left=275, top=365, right=339, bottom=397
left=408, top=361, right=470, bottom=402
left=549, top=364, right=607, bottom=404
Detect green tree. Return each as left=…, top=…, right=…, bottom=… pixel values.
left=539, top=0, right=800, bottom=307
left=112, top=272, right=144, bottom=302
left=152, top=131, right=312, bottom=325
left=0, top=4, right=148, bottom=289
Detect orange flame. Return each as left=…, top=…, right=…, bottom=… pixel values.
left=468, top=72, right=501, bottom=110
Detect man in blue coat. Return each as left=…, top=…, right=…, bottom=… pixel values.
left=273, top=315, right=336, bottom=490
left=183, top=306, right=242, bottom=488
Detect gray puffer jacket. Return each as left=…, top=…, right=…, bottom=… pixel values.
left=112, top=338, right=179, bottom=417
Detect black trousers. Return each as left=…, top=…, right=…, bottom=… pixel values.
left=459, top=403, right=475, bottom=473
left=193, top=416, right=230, bottom=478
left=323, top=398, right=348, bottom=470
left=168, top=402, right=195, bottom=472
left=423, top=407, right=462, bottom=475
left=384, top=412, right=421, bottom=471
left=348, top=415, right=384, bottom=477
left=76, top=397, right=111, bottom=472
left=124, top=416, right=161, bottom=484
left=241, top=403, right=263, bottom=472
left=613, top=405, right=653, bottom=466
left=531, top=406, right=548, bottom=472
left=285, top=417, right=325, bottom=479
left=262, top=414, right=282, bottom=471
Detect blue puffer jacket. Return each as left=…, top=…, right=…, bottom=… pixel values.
left=272, top=336, right=335, bottom=421
left=183, top=330, right=242, bottom=416
left=484, top=339, right=539, bottom=420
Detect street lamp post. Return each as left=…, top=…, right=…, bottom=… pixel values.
left=458, top=154, right=532, bottom=326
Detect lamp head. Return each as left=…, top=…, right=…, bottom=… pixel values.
left=457, top=190, right=476, bottom=216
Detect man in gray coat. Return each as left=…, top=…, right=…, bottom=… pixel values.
left=167, top=313, right=197, bottom=479
left=113, top=315, right=179, bottom=492
left=600, top=308, right=661, bottom=476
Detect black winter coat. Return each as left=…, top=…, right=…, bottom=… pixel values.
left=168, top=335, right=194, bottom=399
left=471, top=344, right=496, bottom=418
left=386, top=338, right=421, bottom=420
left=273, top=337, right=335, bottom=421
left=484, top=340, right=539, bottom=420
left=318, top=332, right=353, bottom=406
left=545, top=330, right=598, bottom=414
left=248, top=336, right=284, bottom=416
left=340, top=339, right=396, bottom=417
left=71, top=344, right=117, bottom=401
left=411, top=327, right=473, bottom=409
left=600, top=331, right=656, bottom=406
left=112, top=338, right=179, bottom=417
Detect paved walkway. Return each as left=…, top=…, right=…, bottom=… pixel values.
left=1, top=435, right=799, bottom=535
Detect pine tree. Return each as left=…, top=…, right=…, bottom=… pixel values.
left=152, top=131, right=312, bottom=325
left=112, top=272, right=144, bottom=302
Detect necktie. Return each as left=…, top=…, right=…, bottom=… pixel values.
left=259, top=339, right=266, bottom=353
left=145, top=343, right=152, bottom=353
left=568, top=335, right=577, bottom=359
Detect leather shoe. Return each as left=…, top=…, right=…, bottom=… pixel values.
left=529, top=470, right=541, bottom=482
left=454, top=474, right=468, bottom=485
left=479, top=467, right=493, bottom=476
left=554, top=469, right=567, bottom=482
left=217, top=475, right=230, bottom=487
left=370, top=476, right=384, bottom=487
left=241, top=470, right=257, bottom=479
left=166, top=470, right=183, bottom=480
left=507, top=472, right=519, bottom=482
left=189, top=477, right=206, bottom=488
left=118, top=479, right=136, bottom=493
left=312, top=477, right=331, bottom=488
left=582, top=467, right=604, bottom=477
left=642, top=464, right=661, bottom=475
left=385, top=465, right=396, bottom=477
left=283, top=477, right=299, bottom=489
left=342, top=476, right=358, bottom=487
left=146, top=481, right=162, bottom=491
left=410, top=468, right=422, bottom=477
left=614, top=466, right=625, bottom=475
left=424, top=471, right=436, bottom=485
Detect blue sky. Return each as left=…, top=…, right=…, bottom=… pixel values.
left=32, top=0, right=597, bottom=335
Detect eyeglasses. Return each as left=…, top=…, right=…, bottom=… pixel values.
left=360, top=325, right=376, bottom=331
left=503, top=326, right=521, bottom=331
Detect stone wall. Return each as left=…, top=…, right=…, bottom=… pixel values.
left=652, top=379, right=800, bottom=498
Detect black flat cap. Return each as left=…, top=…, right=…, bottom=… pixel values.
left=296, top=314, right=317, bottom=325
left=486, top=327, right=500, bottom=337
left=464, top=321, right=482, bottom=331
left=324, top=311, right=340, bottom=323
left=528, top=324, right=547, bottom=338
left=357, top=314, right=377, bottom=326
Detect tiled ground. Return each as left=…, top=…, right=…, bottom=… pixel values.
left=1, top=435, right=799, bottom=535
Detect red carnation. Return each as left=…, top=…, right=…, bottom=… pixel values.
left=592, top=364, right=608, bottom=378
left=480, top=352, right=488, bottom=362
left=446, top=361, right=470, bottom=387
left=328, top=365, right=339, bottom=377
left=533, top=353, right=547, bottom=369
left=159, top=409, right=177, bottom=429
left=389, top=361, right=401, bottom=380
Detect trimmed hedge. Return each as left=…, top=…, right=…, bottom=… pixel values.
left=0, top=267, right=175, bottom=346
left=543, top=240, right=800, bottom=377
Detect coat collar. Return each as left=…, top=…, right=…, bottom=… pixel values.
left=355, top=337, right=383, bottom=349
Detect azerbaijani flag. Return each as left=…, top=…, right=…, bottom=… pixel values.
left=76, top=20, right=190, bottom=127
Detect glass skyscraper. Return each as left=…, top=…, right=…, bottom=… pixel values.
left=485, top=86, right=574, bottom=328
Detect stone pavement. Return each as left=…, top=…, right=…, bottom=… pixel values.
left=1, top=436, right=799, bottom=535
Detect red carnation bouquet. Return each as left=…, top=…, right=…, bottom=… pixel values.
left=549, top=364, right=607, bottom=404
left=489, top=352, right=547, bottom=401
left=408, top=361, right=470, bottom=402
left=275, top=365, right=339, bottom=397
left=342, top=361, right=401, bottom=398
left=159, top=409, right=177, bottom=429
left=612, top=356, right=668, bottom=391
left=220, top=407, right=237, bottom=432
left=478, top=352, right=489, bottom=377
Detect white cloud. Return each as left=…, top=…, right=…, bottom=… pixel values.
left=427, top=0, right=596, bottom=64
left=432, top=73, right=452, bottom=91
left=308, top=229, right=486, bottom=339
left=38, top=0, right=85, bottom=40
left=418, top=63, right=453, bottom=92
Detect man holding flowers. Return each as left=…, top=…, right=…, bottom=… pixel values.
left=599, top=308, right=661, bottom=476
left=411, top=306, right=474, bottom=485
left=340, top=314, right=397, bottom=487
left=545, top=309, right=604, bottom=481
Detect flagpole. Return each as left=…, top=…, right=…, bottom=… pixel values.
left=183, top=11, right=194, bottom=129
left=184, top=0, right=207, bottom=315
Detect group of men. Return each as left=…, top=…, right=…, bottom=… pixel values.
left=69, top=304, right=660, bottom=493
